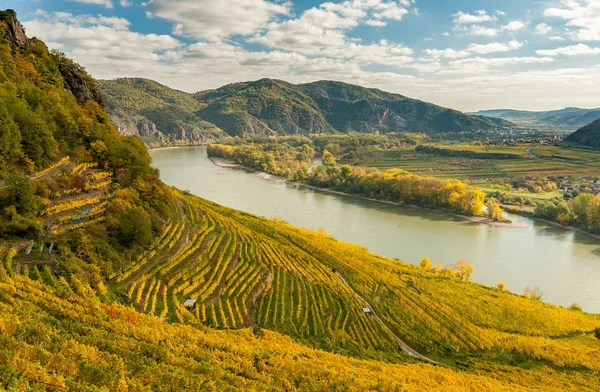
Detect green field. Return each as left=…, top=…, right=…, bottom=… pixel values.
left=343, top=143, right=600, bottom=180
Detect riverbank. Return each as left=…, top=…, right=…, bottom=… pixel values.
left=210, top=157, right=527, bottom=229
left=503, top=204, right=600, bottom=241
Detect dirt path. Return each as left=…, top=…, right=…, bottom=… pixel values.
left=335, top=272, right=439, bottom=365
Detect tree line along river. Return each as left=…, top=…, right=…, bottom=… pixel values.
left=150, top=146, right=600, bottom=313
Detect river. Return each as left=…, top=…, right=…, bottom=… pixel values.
left=150, top=146, right=600, bottom=313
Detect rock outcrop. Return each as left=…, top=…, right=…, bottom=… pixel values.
left=1, top=9, right=102, bottom=107
left=0, top=9, right=28, bottom=47
left=58, top=63, right=104, bottom=107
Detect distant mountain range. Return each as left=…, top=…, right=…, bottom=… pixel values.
left=565, top=118, right=600, bottom=147
left=100, top=78, right=511, bottom=144
left=469, top=107, right=600, bottom=130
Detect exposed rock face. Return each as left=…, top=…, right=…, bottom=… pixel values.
left=0, top=9, right=28, bottom=47
left=58, top=63, right=104, bottom=107
left=1, top=9, right=102, bottom=107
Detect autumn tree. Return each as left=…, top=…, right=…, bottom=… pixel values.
left=453, top=260, right=474, bottom=281
left=524, top=286, right=542, bottom=301
left=420, top=257, right=433, bottom=270
left=486, top=200, right=503, bottom=221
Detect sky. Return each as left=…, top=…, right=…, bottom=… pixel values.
left=5, top=0, right=600, bottom=111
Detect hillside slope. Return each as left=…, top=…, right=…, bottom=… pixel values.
left=194, top=79, right=511, bottom=136
left=565, top=118, right=600, bottom=147
left=99, top=78, right=227, bottom=147
left=2, top=9, right=600, bottom=391
left=470, top=107, right=600, bottom=129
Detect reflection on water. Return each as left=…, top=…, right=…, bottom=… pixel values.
left=151, top=146, right=600, bottom=313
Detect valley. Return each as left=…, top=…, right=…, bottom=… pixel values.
left=2, top=8, right=600, bottom=391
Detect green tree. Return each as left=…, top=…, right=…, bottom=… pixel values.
left=0, top=101, right=22, bottom=172
left=118, top=207, right=153, bottom=248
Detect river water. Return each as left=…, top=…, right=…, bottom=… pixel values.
left=150, top=146, right=600, bottom=313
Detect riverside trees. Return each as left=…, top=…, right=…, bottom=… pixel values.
left=209, top=140, right=494, bottom=218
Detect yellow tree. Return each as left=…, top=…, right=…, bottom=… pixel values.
left=420, top=257, right=433, bottom=270
left=486, top=200, right=503, bottom=221
left=453, top=260, right=475, bottom=281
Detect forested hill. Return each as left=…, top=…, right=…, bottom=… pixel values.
left=100, top=77, right=511, bottom=142
left=194, top=78, right=512, bottom=135
left=565, top=118, right=600, bottom=147
left=2, top=10, right=600, bottom=391
left=98, top=78, right=226, bottom=148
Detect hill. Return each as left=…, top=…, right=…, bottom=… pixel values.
left=194, top=79, right=511, bottom=136
left=565, top=118, right=600, bottom=147
left=98, top=77, right=514, bottom=142
left=98, top=78, right=227, bottom=148
left=1, top=9, right=600, bottom=391
left=470, top=107, right=600, bottom=129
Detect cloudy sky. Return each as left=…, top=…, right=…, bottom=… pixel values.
left=7, top=0, right=600, bottom=111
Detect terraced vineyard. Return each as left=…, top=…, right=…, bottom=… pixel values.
left=7, top=271, right=600, bottom=391
left=108, top=190, right=600, bottom=369
left=115, top=193, right=400, bottom=356
left=41, top=162, right=113, bottom=236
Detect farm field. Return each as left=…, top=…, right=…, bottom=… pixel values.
left=343, top=143, right=600, bottom=180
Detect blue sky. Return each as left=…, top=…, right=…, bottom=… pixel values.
left=6, top=0, right=600, bottom=111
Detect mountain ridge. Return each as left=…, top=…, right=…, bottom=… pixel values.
left=100, top=77, right=512, bottom=143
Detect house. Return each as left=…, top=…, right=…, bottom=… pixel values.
left=362, top=307, right=373, bottom=315
left=182, top=299, right=197, bottom=312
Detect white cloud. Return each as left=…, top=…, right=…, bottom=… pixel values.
left=441, top=32, right=450, bottom=37
left=144, top=0, right=291, bottom=40
left=549, top=36, right=565, bottom=41
left=373, top=2, right=409, bottom=21
left=120, top=0, right=132, bottom=6
left=467, top=40, right=524, bottom=54
left=365, top=19, right=387, bottom=27
left=423, top=48, right=470, bottom=59
left=439, top=56, right=555, bottom=76
left=455, top=24, right=498, bottom=36
left=496, top=10, right=506, bottom=16
left=250, top=1, right=414, bottom=59
left=537, top=43, right=600, bottom=56
left=453, top=10, right=497, bottom=24
left=21, top=2, right=600, bottom=111
left=544, top=0, right=600, bottom=41
left=68, top=0, right=114, bottom=8
left=24, top=12, right=181, bottom=64
left=502, top=21, right=527, bottom=31
left=535, top=23, right=552, bottom=35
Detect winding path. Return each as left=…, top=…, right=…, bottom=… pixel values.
left=335, top=272, right=440, bottom=365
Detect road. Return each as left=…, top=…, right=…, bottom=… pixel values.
left=335, top=272, right=440, bottom=365
left=525, top=145, right=539, bottom=160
